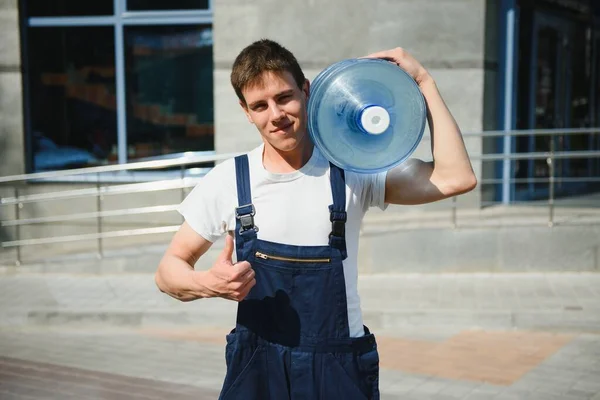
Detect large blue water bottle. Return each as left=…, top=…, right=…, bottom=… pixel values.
left=307, top=58, right=427, bottom=174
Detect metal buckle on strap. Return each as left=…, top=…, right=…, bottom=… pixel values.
left=330, top=219, right=346, bottom=238
left=235, top=204, right=258, bottom=234
left=329, top=211, right=347, bottom=238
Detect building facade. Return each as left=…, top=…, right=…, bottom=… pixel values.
left=1, top=0, right=599, bottom=205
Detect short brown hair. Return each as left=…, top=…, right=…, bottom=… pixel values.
left=231, top=39, right=305, bottom=104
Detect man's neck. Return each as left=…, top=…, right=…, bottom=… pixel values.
left=262, top=141, right=314, bottom=173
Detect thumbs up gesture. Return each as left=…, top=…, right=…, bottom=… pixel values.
left=205, top=234, right=256, bottom=302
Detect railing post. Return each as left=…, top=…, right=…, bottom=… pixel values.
left=180, top=165, right=185, bottom=203
left=14, top=187, right=21, bottom=266
left=547, top=140, right=555, bottom=227
left=451, top=196, right=458, bottom=228
left=96, top=174, right=103, bottom=259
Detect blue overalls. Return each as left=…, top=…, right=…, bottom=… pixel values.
left=217, top=154, right=380, bottom=400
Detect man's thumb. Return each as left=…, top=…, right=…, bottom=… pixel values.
left=219, top=234, right=234, bottom=263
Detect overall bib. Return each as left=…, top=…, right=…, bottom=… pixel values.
left=218, top=155, right=380, bottom=400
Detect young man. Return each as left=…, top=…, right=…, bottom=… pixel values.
left=155, top=39, right=476, bottom=399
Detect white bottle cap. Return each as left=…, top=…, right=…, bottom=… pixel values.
left=360, top=106, right=390, bottom=135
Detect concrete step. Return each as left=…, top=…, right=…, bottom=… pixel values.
left=3, top=219, right=600, bottom=274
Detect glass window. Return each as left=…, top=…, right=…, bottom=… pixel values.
left=594, top=33, right=600, bottom=176
left=124, top=25, right=214, bottom=161
left=127, top=0, right=210, bottom=11
left=568, top=26, right=593, bottom=177
left=26, top=27, right=117, bottom=171
left=25, top=0, right=113, bottom=17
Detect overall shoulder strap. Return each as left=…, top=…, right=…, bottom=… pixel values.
left=328, top=162, right=347, bottom=260
left=234, top=155, right=257, bottom=261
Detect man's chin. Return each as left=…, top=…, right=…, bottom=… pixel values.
left=267, top=136, right=298, bottom=151
left=263, top=131, right=309, bottom=153
left=275, top=142, right=299, bottom=153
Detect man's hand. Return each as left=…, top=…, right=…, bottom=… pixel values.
left=202, top=234, right=256, bottom=302
left=363, top=47, right=431, bottom=87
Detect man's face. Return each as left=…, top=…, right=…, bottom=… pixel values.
left=241, top=71, right=310, bottom=153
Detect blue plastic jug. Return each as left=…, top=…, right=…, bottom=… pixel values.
left=307, top=58, right=427, bottom=174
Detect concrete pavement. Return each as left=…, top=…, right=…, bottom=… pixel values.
left=1, top=273, right=599, bottom=332
left=0, top=271, right=600, bottom=398
left=0, top=325, right=599, bottom=399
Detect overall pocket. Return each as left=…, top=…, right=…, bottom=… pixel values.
left=357, top=347, right=380, bottom=400
left=321, top=352, right=370, bottom=400
left=220, top=332, right=268, bottom=400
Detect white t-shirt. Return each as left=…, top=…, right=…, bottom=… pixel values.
left=178, top=144, right=387, bottom=337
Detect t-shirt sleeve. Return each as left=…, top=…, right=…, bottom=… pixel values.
left=348, top=170, right=389, bottom=212
left=371, top=171, right=388, bottom=210
left=177, top=160, right=236, bottom=243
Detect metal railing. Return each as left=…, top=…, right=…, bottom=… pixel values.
left=1, top=128, right=599, bottom=266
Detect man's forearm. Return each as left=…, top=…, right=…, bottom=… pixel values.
left=420, top=76, right=476, bottom=192
left=155, top=255, right=214, bottom=302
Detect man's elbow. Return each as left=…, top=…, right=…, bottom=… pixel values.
left=437, top=170, right=477, bottom=197
left=154, top=269, right=167, bottom=294
left=449, top=172, right=477, bottom=196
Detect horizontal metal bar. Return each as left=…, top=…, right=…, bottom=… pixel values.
left=118, top=14, right=212, bottom=25
left=29, top=16, right=116, bottom=26
left=432, top=127, right=600, bottom=141
left=478, top=201, right=600, bottom=209
left=2, top=150, right=598, bottom=187
left=2, top=129, right=599, bottom=185
left=479, top=176, right=600, bottom=185
left=10, top=173, right=595, bottom=207
left=1, top=179, right=197, bottom=206
left=420, top=129, right=600, bottom=143
left=122, top=9, right=211, bottom=17
left=463, top=127, right=600, bottom=138
left=1, top=226, right=179, bottom=248
left=29, top=11, right=212, bottom=27
left=473, top=150, right=600, bottom=161
left=0, top=152, right=241, bottom=184
left=32, top=167, right=211, bottom=184
left=1, top=205, right=179, bottom=227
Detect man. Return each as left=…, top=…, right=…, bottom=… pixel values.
left=155, top=39, right=476, bottom=399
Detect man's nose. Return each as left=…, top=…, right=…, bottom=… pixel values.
left=269, top=104, right=285, bottom=121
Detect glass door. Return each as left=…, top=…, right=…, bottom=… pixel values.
left=525, top=13, right=572, bottom=196
left=516, top=11, right=599, bottom=200
left=593, top=30, right=600, bottom=177
left=515, top=12, right=572, bottom=200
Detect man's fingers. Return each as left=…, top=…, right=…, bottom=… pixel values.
left=244, top=268, right=255, bottom=281
left=232, top=260, right=252, bottom=276
left=235, top=277, right=256, bottom=301
left=360, top=49, right=395, bottom=60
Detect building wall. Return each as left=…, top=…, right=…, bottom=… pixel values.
left=214, top=0, right=497, bottom=208
left=0, top=0, right=25, bottom=177
left=0, top=1, right=497, bottom=197
left=1, top=0, right=499, bottom=259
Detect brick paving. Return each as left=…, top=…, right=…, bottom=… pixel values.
left=0, top=356, right=219, bottom=400
left=0, top=326, right=599, bottom=399
left=377, top=330, right=574, bottom=385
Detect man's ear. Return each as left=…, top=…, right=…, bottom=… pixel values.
left=302, top=79, right=310, bottom=100
left=239, top=100, right=254, bottom=124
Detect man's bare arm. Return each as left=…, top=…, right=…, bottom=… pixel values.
left=364, top=48, right=477, bottom=205
left=155, top=222, right=256, bottom=302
